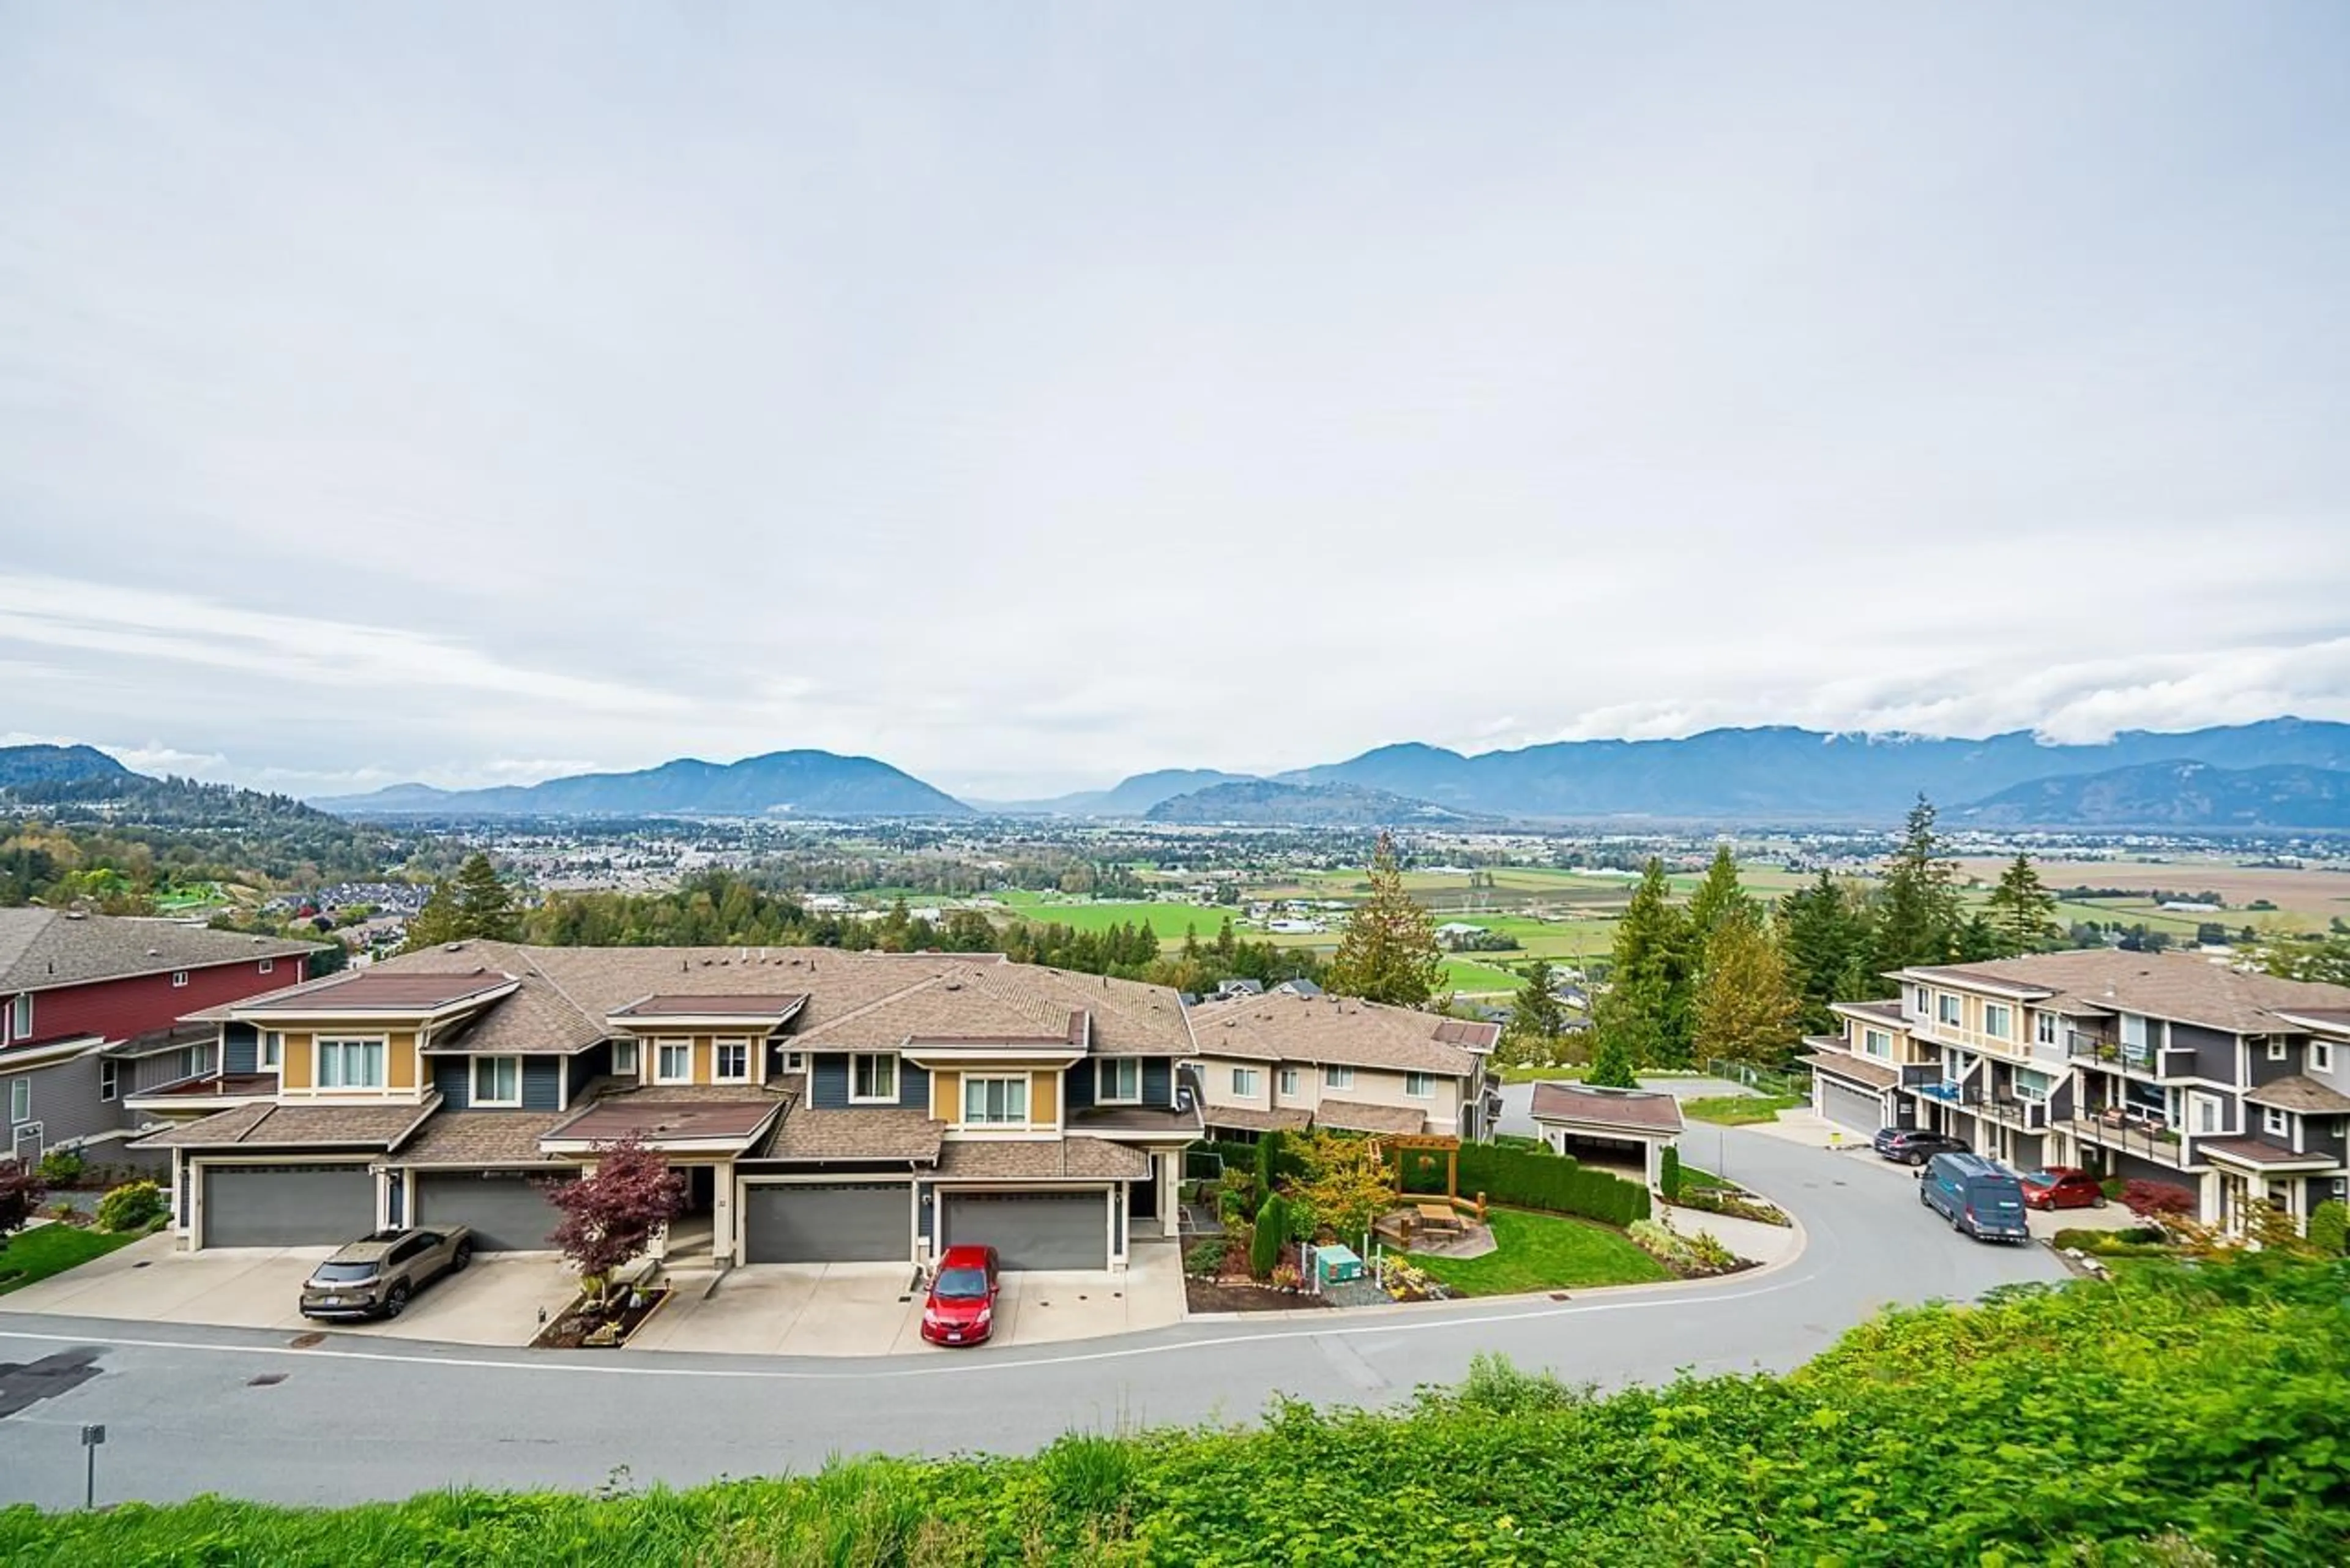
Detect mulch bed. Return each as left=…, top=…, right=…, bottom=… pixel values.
left=531, top=1287, right=671, bottom=1348
left=1185, top=1278, right=1329, bottom=1313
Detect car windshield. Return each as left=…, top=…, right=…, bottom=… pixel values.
left=933, top=1267, right=990, bottom=1299
left=2020, top=1171, right=2054, bottom=1185
left=311, top=1261, right=378, bottom=1283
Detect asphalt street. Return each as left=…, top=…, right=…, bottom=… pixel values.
left=0, top=1118, right=2064, bottom=1509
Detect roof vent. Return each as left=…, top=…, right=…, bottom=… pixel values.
left=445, top=943, right=463, bottom=952
left=147, top=947, right=161, bottom=957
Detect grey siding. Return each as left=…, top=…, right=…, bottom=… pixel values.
left=916, top=1180, right=936, bottom=1242
left=808, top=1053, right=928, bottom=1110
left=222, top=1023, right=259, bottom=1075
left=9, top=1055, right=122, bottom=1151
left=2243, top=1031, right=2297, bottom=1088
left=1144, top=1057, right=1173, bottom=1107
left=432, top=1056, right=471, bottom=1109
left=130, top=1041, right=215, bottom=1092
left=1064, top=1064, right=1094, bottom=1112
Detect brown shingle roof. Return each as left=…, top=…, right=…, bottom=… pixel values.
left=2244, top=1075, right=2350, bottom=1115
left=1899, top=951, right=2350, bottom=1036
left=238, top=969, right=515, bottom=1012
left=1186, top=993, right=1491, bottom=1075
left=0, top=908, right=323, bottom=994
left=609, top=993, right=810, bottom=1020
left=1528, top=1082, right=1684, bottom=1136
left=1066, top=1103, right=1206, bottom=1137
left=1831, top=999, right=1907, bottom=1026
left=933, top=1137, right=1149, bottom=1181
left=1313, top=1099, right=1431, bottom=1135
left=545, top=1093, right=783, bottom=1146
left=1803, top=1048, right=1900, bottom=1091
left=131, top=1096, right=441, bottom=1151
left=758, top=1107, right=946, bottom=1162
left=2198, top=1137, right=2341, bottom=1170
left=394, top=1110, right=575, bottom=1166
left=1203, top=1105, right=1313, bottom=1133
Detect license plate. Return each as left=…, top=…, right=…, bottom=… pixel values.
left=323, top=1296, right=343, bottom=1305
left=946, top=1331, right=962, bottom=1342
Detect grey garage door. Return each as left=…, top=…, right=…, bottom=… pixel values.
left=201, top=1163, right=375, bottom=1249
left=1818, top=1078, right=1884, bottom=1136
left=415, top=1170, right=570, bottom=1252
left=742, top=1182, right=909, bottom=1263
left=942, top=1190, right=1107, bottom=1270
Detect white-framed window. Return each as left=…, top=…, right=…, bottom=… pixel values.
left=1097, top=1058, right=1141, bottom=1103
left=1862, top=1028, right=1892, bottom=1060
left=654, top=1039, right=693, bottom=1085
left=99, top=1059, right=119, bottom=1102
left=315, top=1037, right=387, bottom=1089
left=850, top=1053, right=899, bottom=1103
left=258, top=958, right=274, bottom=975
left=9, top=993, right=29, bottom=1041
left=714, top=1040, right=750, bottom=1083
left=471, top=1055, right=521, bottom=1107
left=259, top=1032, right=282, bottom=1070
left=1231, top=1067, right=1259, bottom=1097
left=2035, top=1012, right=2059, bottom=1047
left=1277, top=1067, right=1301, bottom=1097
left=1936, top=992, right=1962, bottom=1026
left=2190, top=1093, right=2223, bottom=1135
left=2314, top=1039, right=2337, bottom=1075
left=9, top=1077, right=28, bottom=1122
left=1404, top=1072, right=1434, bottom=1099
left=783, top=1050, right=806, bottom=1072
left=2264, top=1105, right=2288, bottom=1136
left=2266, top=1038, right=2288, bottom=1062
left=2012, top=1067, right=2052, bottom=1103
left=962, top=1075, right=1029, bottom=1126
left=1908, top=984, right=1929, bottom=1019
left=611, top=1039, right=640, bottom=1075
left=1983, top=1004, right=2012, bottom=1040
left=1323, top=1066, right=1355, bottom=1090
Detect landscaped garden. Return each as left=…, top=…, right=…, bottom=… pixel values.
left=1406, top=1206, right=1670, bottom=1295
left=10, top=1253, right=2346, bottom=1563
left=0, top=1154, right=169, bottom=1294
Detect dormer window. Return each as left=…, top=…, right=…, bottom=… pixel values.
left=1097, top=1058, right=1141, bottom=1104
left=471, top=1056, right=521, bottom=1107
left=850, top=1053, right=899, bottom=1103
left=714, top=1039, right=750, bottom=1083
left=654, top=1039, right=693, bottom=1085
left=611, top=1039, right=640, bottom=1076
left=316, top=1037, right=386, bottom=1089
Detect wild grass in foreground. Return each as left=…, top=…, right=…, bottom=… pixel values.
left=4, top=1256, right=2346, bottom=1565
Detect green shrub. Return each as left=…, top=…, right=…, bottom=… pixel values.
left=36, top=1149, right=84, bottom=1187
left=1658, top=1146, right=1681, bottom=1204
left=2310, top=1199, right=2348, bottom=1256
left=95, top=1179, right=166, bottom=1234
left=1250, top=1194, right=1288, bottom=1279
left=1182, top=1240, right=1225, bottom=1277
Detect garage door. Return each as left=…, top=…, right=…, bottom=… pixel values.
left=1817, top=1077, right=1886, bottom=1136
left=741, top=1182, right=909, bottom=1263
left=201, top=1163, right=375, bottom=1249
left=415, top=1170, right=570, bottom=1252
left=942, top=1190, right=1107, bottom=1270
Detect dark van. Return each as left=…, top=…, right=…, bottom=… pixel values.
left=1919, top=1152, right=2030, bottom=1243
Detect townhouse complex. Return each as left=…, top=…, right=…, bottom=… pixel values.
left=1187, top=989, right=1500, bottom=1140
left=1804, top=949, right=2350, bottom=1232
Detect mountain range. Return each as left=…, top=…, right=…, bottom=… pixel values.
left=1957, top=761, right=2350, bottom=830
left=308, top=750, right=969, bottom=819
left=1141, top=780, right=1475, bottom=827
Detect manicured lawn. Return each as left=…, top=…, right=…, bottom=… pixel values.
left=1439, top=956, right=1522, bottom=994
left=1682, top=1094, right=1805, bottom=1126
left=1406, top=1206, right=1671, bottom=1296
left=1497, top=1064, right=1587, bottom=1083
left=0, top=1223, right=143, bottom=1295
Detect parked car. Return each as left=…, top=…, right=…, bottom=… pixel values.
left=2018, top=1167, right=2107, bottom=1211
left=1919, top=1152, right=2031, bottom=1242
left=920, top=1244, right=1000, bottom=1346
left=300, top=1226, right=474, bottom=1320
left=1873, top=1128, right=1968, bottom=1167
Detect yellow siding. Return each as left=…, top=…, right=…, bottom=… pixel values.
left=387, top=1031, right=417, bottom=1090
left=694, top=1033, right=712, bottom=1086
left=1030, top=1071, right=1058, bottom=1126
left=930, top=1070, right=961, bottom=1122
left=281, top=1032, right=312, bottom=1089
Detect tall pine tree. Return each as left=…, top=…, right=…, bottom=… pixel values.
left=1985, top=854, right=2061, bottom=956
left=1685, top=845, right=1750, bottom=957
left=1872, top=796, right=1961, bottom=971
left=1502, top=958, right=1565, bottom=1064
left=1325, top=832, right=1444, bottom=1007
left=1779, top=870, right=1873, bottom=1031
left=1595, top=857, right=1695, bottom=1067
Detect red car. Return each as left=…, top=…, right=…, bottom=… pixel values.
left=920, top=1244, right=1001, bottom=1346
left=2018, top=1168, right=2106, bottom=1211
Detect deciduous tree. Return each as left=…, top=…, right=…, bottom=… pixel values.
left=1693, top=909, right=1802, bottom=1067
left=545, top=1132, right=687, bottom=1307
left=1291, top=1130, right=1397, bottom=1247
left=0, top=1158, right=45, bottom=1242
left=1326, top=832, right=1444, bottom=1007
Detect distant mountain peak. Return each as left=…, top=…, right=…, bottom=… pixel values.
left=310, top=749, right=969, bottom=818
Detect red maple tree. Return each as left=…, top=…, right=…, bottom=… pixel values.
left=0, top=1158, right=46, bottom=1242
left=543, top=1132, right=685, bottom=1304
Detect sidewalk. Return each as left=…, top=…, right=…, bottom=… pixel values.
left=1657, top=1203, right=1800, bottom=1266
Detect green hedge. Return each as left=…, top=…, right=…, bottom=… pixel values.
left=1401, top=1142, right=1650, bottom=1228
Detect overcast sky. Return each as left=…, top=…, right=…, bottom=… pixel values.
left=3, top=5, right=2346, bottom=802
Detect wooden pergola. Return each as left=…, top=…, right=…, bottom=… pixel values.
left=1377, top=1133, right=1463, bottom=1201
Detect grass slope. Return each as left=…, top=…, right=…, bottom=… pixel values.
left=1406, top=1206, right=1671, bottom=1295
left=1682, top=1093, right=1805, bottom=1126
left=0, top=1223, right=141, bottom=1294
left=6, top=1258, right=2345, bottom=1563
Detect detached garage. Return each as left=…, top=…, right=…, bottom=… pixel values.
left=414, top=1170, right=570, bottom=1252
left=742, top=1181, right=911, bottom=1263
left=940, top=1189, right=1110, bottom=1271
left=199, top=1162, right=375, bottom=1249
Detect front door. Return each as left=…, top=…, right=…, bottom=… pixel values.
left=1132, top=1157, right=1160, bottom=1221
left=10, top=1122, right=40, bottom=1168
left=2220, top=1171, right=2250, bottom=1234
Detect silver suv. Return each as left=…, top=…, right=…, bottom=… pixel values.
left=300, top=1226, right=474, bottom=1320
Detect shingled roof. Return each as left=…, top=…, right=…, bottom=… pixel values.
left=1898, top=951, right=2350, bottom=1036
left=1186, top=991, right=1495, bottom=1075
left=131, top=1095, right=441, bottom=1151
left=0, top=908, right=320, bottom=993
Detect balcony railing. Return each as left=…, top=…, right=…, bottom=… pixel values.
left=2065, top=1110, right=2190, bottom=1167
left=1914, top=1080, right=1963, bottom=1104
left=2068, top=1032, right=2153, bottom=1070
left=1963, top=1089, right=2051, bottom=1131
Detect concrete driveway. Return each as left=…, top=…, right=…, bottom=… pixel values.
left=629, top=1242, right=1187, bottom=1357
left=0, top=1233, right=577, bottom=1346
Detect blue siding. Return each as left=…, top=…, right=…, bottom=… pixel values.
left=433, top=1056, right=471, bottom=1110
left=567, top=1041, right=611, bottom=1101
left=917, top=1181, right=936, bottom=1241
left=1143, top=1058, right=1173, bottom=1108
left=1064, top=1063, right=1095, bottom=1111
left=522, top=1058, right=561, bottom=1111
left=809, top=1053, right=927, bottom=1110
left=222, top=1023, right=259, bottom=1075
left=1067, top=1057, right=1173, bottom=1109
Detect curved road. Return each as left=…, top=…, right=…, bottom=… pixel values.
left=0, top=1122, right=2062, bottom=1509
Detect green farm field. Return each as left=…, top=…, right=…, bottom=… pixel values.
left=990, top=891, right=1233, bottom=940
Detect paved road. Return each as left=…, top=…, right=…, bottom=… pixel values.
left=0, top=1126, right=2062, bottom=1509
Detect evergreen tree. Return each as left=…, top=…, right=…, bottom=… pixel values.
left=1598, top=857, right=1695, bottom=1066
left=1503, top=958, right=1565, bottom=1062
left=1685, top=845, right=1750, bottom=957
left=403, top=876, right=463, bottom=951
left=1984, top=854, right=2061, bottom=956
left=1872, top=796, right=1961, bottom=971
left=1778, top=870, right=1872, bottom=1032
left=1325, top=832, right=1444, bottom=1007
left=1585, top=1024, right=1639, bottom=1088
left=1693, top=908, right=1802, bottom=1067
left=451, top=852, right=521, bottom=941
